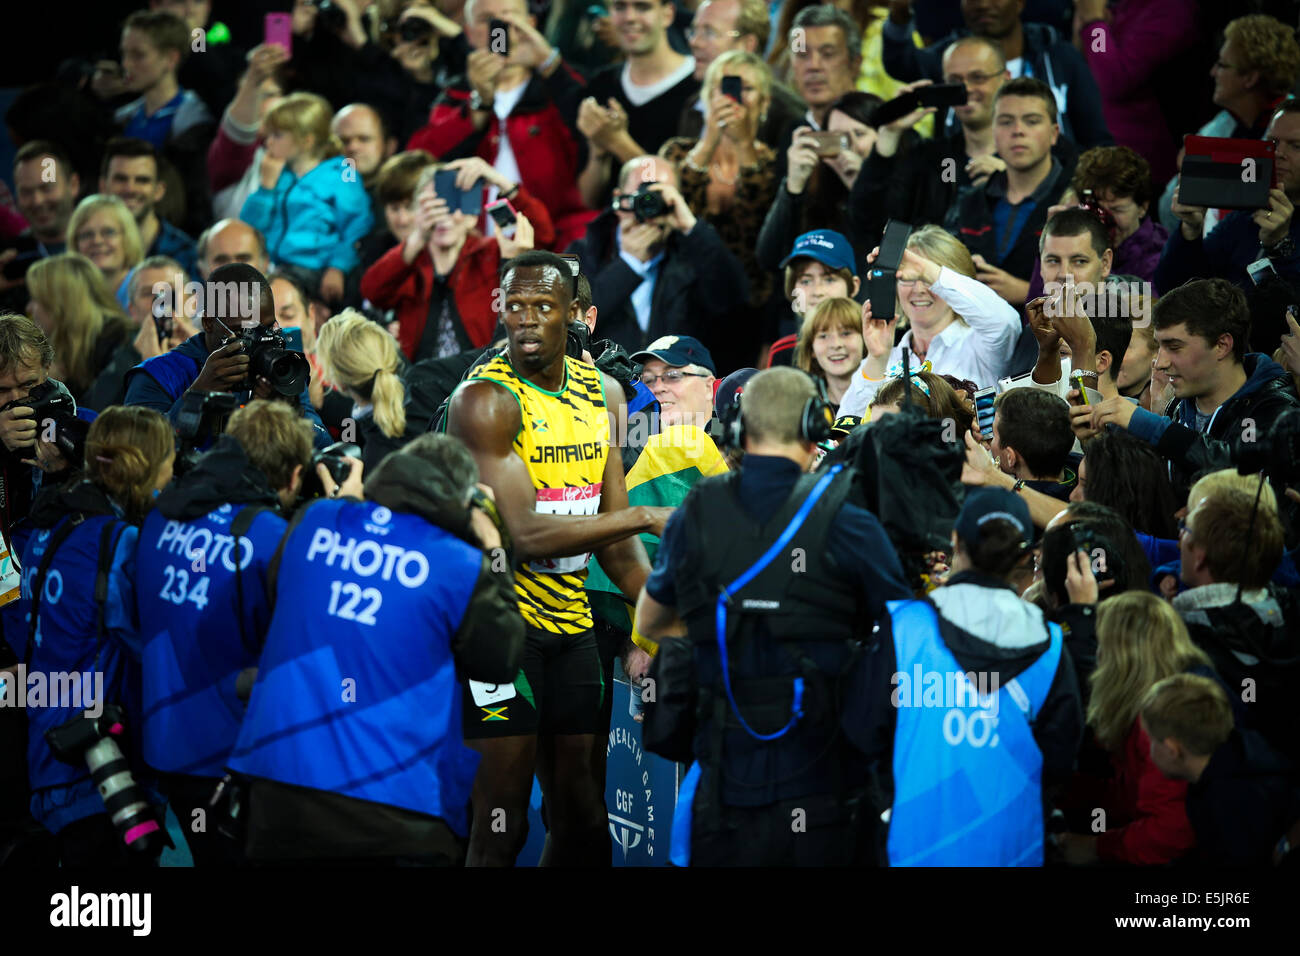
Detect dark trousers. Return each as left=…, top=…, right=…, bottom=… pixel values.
left=690, top=788, right=876, bottom=867
left=54, top=814, right=159, bottom=868
left=160, top=772, right=246, bottom=866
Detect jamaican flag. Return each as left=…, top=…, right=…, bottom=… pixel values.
left=586, top=423, right=729, bottom=653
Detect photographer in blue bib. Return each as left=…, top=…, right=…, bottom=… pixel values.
left=12, top=406, right=176, bottom=866
left=134, top=400, right=317, bottom=865
left=635, top=366, right=912, bottom=866
left=122, top=261, right=331, bottom=449
left=226, top=433, right=525, bottom=864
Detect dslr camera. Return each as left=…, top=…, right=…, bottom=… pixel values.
left=1, top=380, right=87, bottom=464
left=301, top=441, right=363, bottom=499
left=612, top=182, right=670, bottom=223
left=174, top=391, right=238, bottom=476
left=45, top=704, right=169, bottom=858
left=225, top=325, right=311, bottom=397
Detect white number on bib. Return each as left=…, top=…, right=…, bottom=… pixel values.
left=468, top=679, right=517, bottom=706
left=529, top=484, right=602, bottom=574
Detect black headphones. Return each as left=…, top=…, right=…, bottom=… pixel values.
left=719, top=393, right=835, bottom=449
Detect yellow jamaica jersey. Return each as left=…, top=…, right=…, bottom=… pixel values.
left=466, top=353, right=610, bottom=634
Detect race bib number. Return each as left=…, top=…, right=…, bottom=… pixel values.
left=468, top=679, right=517, bottom=706
left=529, top=483, right=602, bottom=574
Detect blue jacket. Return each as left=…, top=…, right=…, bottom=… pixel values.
left=121, top=331, right=331, bottom=449
left=1155, top=209, right=1300, bottom=294
left=881, top=20, right=1113, bottom=150
left=227, top=498, right=488, bottom=836
left=239, top=156, right=373, bottom=274
left=1124, top=353, right=1300, bottom=492
left=9, top=482, right=144, bottom=834
left=136, top=436, right=286, bottom=777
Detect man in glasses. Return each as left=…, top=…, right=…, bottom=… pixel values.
left=632, top=334, right=717, bottom=429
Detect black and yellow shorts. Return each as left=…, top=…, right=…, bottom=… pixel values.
left=461, top=625, right=605, bottom=738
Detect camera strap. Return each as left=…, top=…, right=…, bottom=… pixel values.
left=92, top=520, right=127, bottom=673
left=231, top=505, right=274, bottom=657
left=24, top=514, right=87, bottom=668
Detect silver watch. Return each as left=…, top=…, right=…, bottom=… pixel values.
left=468, top=89, right=492, bottom=112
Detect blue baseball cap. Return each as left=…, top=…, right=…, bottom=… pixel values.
left=631, top=334, right=716, bottom=375
left=779, top=229, right=857, bottom=273
left=954, top=488, right=1034, bottom=551
left=713, top=367, right=759, bottom=416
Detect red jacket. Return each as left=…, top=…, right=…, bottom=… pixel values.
left=406, top=70, right=596, bottom=251
left=359, top=186, right=555, bottom=359
left=1095, top=719, right=1197, bottom=865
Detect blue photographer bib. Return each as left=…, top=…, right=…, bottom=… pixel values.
left=886, top=599, right=1062, bottom=867
left=227, top=499, right=485, bottom=835
left=136, top=504, right=286, bottom=777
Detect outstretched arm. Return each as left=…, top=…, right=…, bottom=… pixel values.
left=447, top=378, right=660, bottom=563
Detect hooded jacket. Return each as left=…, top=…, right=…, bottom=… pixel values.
left=881, top=20, right=1113, bottom=150
left=1124, top=353, right=1300, bottom=495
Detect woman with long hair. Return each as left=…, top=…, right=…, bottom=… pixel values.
left=838, top=225, right=1020, bottom=416
left=18, top=405, right=175, bottom=866
left=66, top=194, right=143, bottom=304
left=316, top=309, right=442, bottom=471
left=792, top=296, right=864, bottom=409
left=26, top=253, right=132, bottom=406
left=1057, top=592, right=1211, bottom=866
left=1070, top=430, right=1179, bottom=540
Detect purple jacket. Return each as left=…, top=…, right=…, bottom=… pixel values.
left=1080, top=0, right=1201, bottom=185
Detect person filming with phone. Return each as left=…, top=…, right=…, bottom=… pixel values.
left=360, top=157, right=555, bottom=362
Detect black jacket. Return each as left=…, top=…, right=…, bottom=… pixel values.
left=945, top=158, right=1069, bottom=282
left=851, top=131, right=1078, bottom=244
left=354, top=357, right=456, bottom=473
left=155, top=434, right=282, bottom=520
left=566, top=209, right=749, bottom=355
left=1186, top=728, right=1299, bottom=867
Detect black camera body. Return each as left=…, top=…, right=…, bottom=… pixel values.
left=1, top=381, right=87, bottom=464
left=1238, top=408, right=1300, bottom=486
left=302, top=441, right=363, bottom=499
left=399, top=16, right=434, bottom=43
left=174, top=390, right=238, bottom=477
left=45, top=703, right=168, bottom=857
left=566, top=319, right=591, bottom=360
left=226, top=326, right=311, bottom=397
left=630, top=183, right=670, bottom=222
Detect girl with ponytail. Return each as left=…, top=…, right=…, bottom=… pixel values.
left=17, top=405, right=174, bottom=863
left=317, top=309, right=440, bottom=471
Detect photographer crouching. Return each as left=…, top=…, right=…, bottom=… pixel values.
left=134, top=400, right=317, bottom=865
left=225, top=433, right=525, bottom=865
left=122, top=263, right=332, bottom=449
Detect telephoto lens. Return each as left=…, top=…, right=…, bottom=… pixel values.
left=45, top=704, right=168, bottom=857
left=238, top=327, right=312, bottom=396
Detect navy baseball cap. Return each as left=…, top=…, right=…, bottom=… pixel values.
left=954, top=488, right=1034, bottom=551
left=631, top=335, right=716, bottom=375
left=713, top=367, right=758, bottom=416
left=779, top=229, right=857, bottom=273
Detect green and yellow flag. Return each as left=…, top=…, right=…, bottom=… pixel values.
left=586, top=424, right=729, bottom=653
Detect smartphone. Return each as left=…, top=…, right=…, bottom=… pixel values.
left=1247, top=256, right=1277, bottom=285
left=264, top=12, right=293, bottom=57
left=868, top=219, right=912, bottom=322
left=973, top=386, right=996, bottom=440
left=433, top=168, right=461, bottom=211
left=916, top=83, right=969, bottom=109
left=806, top=130, right=850, bottom=157
left=486, top=198, right=518, bottom=238
left=720, top=75, right=743, bottom=103
left=489, top=17, right=511, bottom=55
left=1069, top=373, right=1105, bottom=407
left=1, top=236, right=40, bottom=282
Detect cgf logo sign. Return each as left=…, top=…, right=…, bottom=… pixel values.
left=606, top=723, right=656, bottom=863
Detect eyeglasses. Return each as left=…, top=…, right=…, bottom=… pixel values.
left=640, top=369, right=710, bottom=386
left=76, top=228, right=120, bottom=243
left=943, top=70, right=1002, bottom=86
left=1177, top=518, right=1191, bottom=538
left=686, top=26, right=742, bottom=42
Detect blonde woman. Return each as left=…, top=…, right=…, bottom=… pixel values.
left=66, top=194, right=143, bottom=304
left=26, top=253, right=132, bottom=408
left=659, top=51, right=780, bottom=311
left=317, top=309, right=440, bottom=471
left=1058, top=592, right=1214, bottom=866
left=240, top=92, right=373, bottom=303
left=19, top=405, right=174, bottom=863
left=793, top=296, right=864, bottom=410
left=838, top=225, right=1021, bottom=417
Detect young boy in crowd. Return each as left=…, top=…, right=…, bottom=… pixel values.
left=768, top=229, right=861, bottom=367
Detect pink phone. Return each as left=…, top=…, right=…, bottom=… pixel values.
left=265, top=13, right=293, bottom=57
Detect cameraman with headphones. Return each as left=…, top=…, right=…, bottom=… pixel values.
left=133, top=400, right=320, bottom=865
left=635, top=366, right=911, bottom=866
left=226, top=433, right=524, bottom=864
